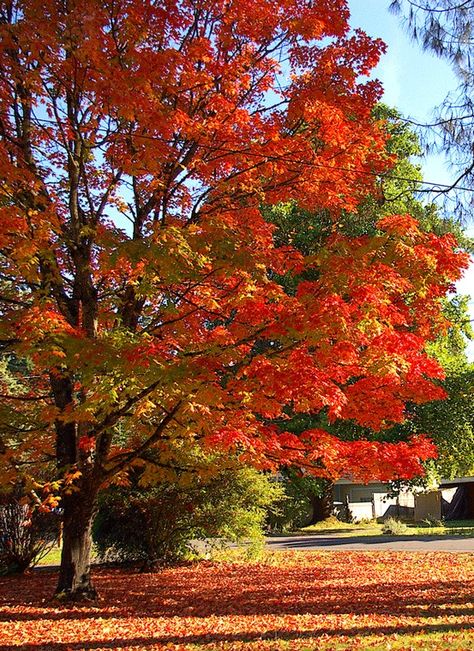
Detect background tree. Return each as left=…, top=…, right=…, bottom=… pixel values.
left=266, top=105, right=472, bottom=522
left=0, top=0, right=467, bottom=599
left=390, top=0, right=474, bottom=212
left=396, top=295, right=474, bottom=482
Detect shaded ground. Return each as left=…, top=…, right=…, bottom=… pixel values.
left=1, top=551, right=474, bottom=650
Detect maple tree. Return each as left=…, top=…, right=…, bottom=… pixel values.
left=0, top=0, right=468, bottom=599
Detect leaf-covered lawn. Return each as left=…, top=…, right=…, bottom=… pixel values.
left=1, top=552, right=473, bottom=650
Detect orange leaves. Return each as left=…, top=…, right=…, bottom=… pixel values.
left=15, top=306, right=79, bottom=341
left=204, top=412, right=437, bottom=481
left=1, top=552, right=473, bottom=650
left=307, top=434, right=439, bottom=482
left=377, top=213, right=422, bottom=236
left=0, top=0, right=470, bottom=501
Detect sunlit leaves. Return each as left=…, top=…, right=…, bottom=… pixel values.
left=0, top=0, right=469, bottom=512
left=0, top=552, right=473, bottom=650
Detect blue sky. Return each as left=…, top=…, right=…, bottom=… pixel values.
left=348, top=0, right=474, bottom=359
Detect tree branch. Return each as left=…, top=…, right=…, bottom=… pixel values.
left=104, top=401, right=182, bottom=478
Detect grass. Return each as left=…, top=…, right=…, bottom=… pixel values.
left=295, top=516, right=383, bottom=536
left=38, top=545, right=62, bottom=566
left=1, top=551, right=473, bottom=650
left=36, top=519, right=474, bottom=569
left=293, top=516, right=474, bottom=537
left=407, top=519, right=474, bottom=536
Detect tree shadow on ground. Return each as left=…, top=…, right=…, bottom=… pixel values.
left=1, top=564, right=473, bottom=620
left=1, top=555, right=473, bottom=648
left=267, top=527, right=372, bottom=536
left=0, top=621, right=472, bottom=650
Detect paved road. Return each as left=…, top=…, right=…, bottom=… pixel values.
left=266, top=534, right=474, bottom=552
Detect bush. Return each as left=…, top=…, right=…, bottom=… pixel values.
left=93, top=465, right=283, bottom=567
left=266, top=473, right=331, bottom=532
left=382, top=517, right=409, bottom=536
left=422, top=516, right=444, bottom=528
left=0, top=497, right=60, bottom=574
left=266, top=486, right=312, bottom=532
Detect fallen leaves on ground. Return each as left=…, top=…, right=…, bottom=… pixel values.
left=0, top=551, right=473, bottom=650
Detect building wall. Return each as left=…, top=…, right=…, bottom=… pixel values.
left=334, top=482, right=388, bottom=504
left=414, top=491, right=441, bottom=521
left=334, top=479, right=474, bottom=522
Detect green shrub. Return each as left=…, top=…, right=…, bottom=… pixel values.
left=93, top=466, right=283, bottom=567
left=265, top=473, right=330, bottom=532
left=266, top=488, right=311, bottom=532
left=382, top=517, right=409, bottom=536
left=422, top=516, right=444, bottom=528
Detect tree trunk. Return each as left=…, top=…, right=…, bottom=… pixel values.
left=55, top=483, right=98, bottom=601
left=308, top=481, right=334, bottom=524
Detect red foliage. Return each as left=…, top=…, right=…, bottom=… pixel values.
left=0, top=2, right=470, bottom=597
left=0, top=553, right=473, bottom=649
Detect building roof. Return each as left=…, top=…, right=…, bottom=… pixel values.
left=440, top=476, right=474, bottom=487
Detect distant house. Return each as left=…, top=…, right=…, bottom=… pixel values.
left=333, top=476, right=474, bottom=522
left=439, top=477, right=474, bottom=520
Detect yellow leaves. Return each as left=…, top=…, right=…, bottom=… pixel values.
left=137, top=462, right=161, bottom=487
left=186, top=402, right=212, bottom=416
left=135, top=399, right=157, bottom=419
left=78, top=224, right=96, bottom=239
left=193, top=385, right=225, bottom=409
left=41, top=401, right=97, bottom=426
left=366, top=356, right=409, bottom=378
left=64, top=469, right=82, bottom=484
left=39, top=493, right=61, bottom=511
left=63, top=469, right=82, bottom=494
left=107, top=224, right=212, bottom=293
left=30, top=477, right=63, bottom=510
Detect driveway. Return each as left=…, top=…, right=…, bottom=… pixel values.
left=266, top=533, right=474, bottom=552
